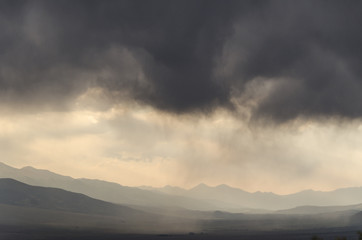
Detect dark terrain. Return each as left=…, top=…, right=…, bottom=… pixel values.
left=1, top=225, right=362, bottom=240
left=1, top=164, right=362, bottom=240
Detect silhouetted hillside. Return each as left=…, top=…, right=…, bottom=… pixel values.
left=0, top=178, right=201, bottom=234
left=0, top=178, right=145, bottom=217
left=277, top=204, right=362, bottom=215
left=0, top=163, right=219, bottom=211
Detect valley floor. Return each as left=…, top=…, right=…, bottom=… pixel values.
left=1, top=225, right=362, bottom=240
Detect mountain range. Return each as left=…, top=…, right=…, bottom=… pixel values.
left=2, top=162, right=362, bottom=211
left=1, top=162, right=362, bottom=238
left=0, top=178, right=361, bottom=238
left=145, top=183, right=362, bottom=210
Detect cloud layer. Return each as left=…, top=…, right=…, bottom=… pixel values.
left=1, top=0, right=362, bottom=122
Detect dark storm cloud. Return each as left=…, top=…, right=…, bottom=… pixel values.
left=229, top=0, right=362, bottom=122
left=0, top=0, right=244, bottom=112
left=1, top=0, right=362, bottom=121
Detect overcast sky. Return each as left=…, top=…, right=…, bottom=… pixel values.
left=1, top=0, right=362, bottom=194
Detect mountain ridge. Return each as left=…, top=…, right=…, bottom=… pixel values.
left=0, top=178, right=143, bottom=217
left=0, top=162, right=223, bottom=211
left=2, top=162, right=362, bottom=211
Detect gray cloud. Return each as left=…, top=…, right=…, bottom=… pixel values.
left=1, top=0, right=362, bottom=122
left=227, top=0, right=362, bottom=122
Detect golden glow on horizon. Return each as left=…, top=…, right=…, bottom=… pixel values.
left=1, top=104, right=362, bottom=195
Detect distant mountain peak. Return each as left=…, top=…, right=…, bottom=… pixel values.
left=21, top=166, right=53, bottom=173
left=215, top=184, right=246, bottom=191
left=163, top=185, right=184, bottom=190
left=21, top=166, right=36, bottom=170
left=191, top=183, right=210, bottom=190
left=253, top=191, right=276, bottom=196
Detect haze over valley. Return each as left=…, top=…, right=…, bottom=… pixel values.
left=1, top=162, right=362, bottom=239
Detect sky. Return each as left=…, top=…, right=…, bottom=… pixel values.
left=1, top=0, right=362, bottom=194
